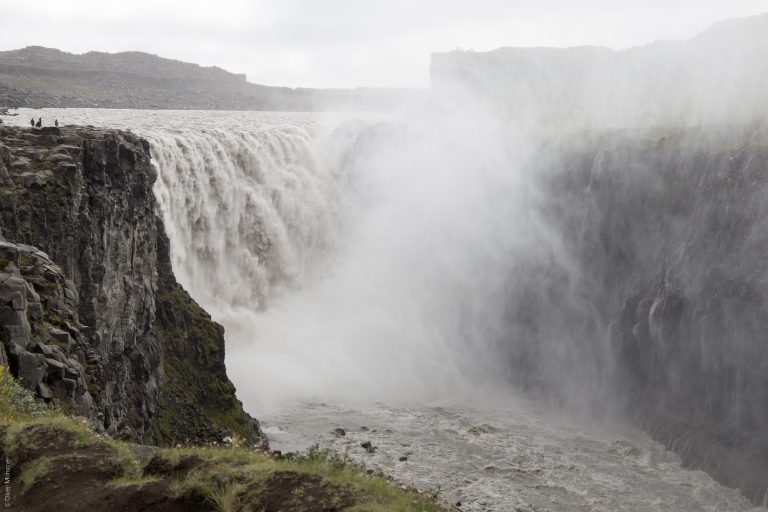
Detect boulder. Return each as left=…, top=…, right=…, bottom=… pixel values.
left=52, top=379, right=68, bottom=399
left=49, top=327, right=74, bottom=350
left=48, top=153, right=72, bottom=163
left=17, top=351, right=46, bottom=389
left=37, top=382, right=53, bottom=399
left=19, top=170, right=54, bottom=188
left=9, top=158, right=30, bottom=169
left=0, top=241, right=20, bottom=266
left=45, top=357, right=66, bottom=379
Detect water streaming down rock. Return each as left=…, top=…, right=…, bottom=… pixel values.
left=148, top=120, right=347, bottom=313
left=504, top=127, right=768, bottom=504
left=148, top=117, right=768, bottom=504
left=146, top=111, right=530, bottom=412
left=5, top=108, right=768, bottom=507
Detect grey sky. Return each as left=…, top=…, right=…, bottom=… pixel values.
left=3, top=1, right=766, bottom=88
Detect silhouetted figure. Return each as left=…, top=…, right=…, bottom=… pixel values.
left=36, top=117, right=42, bottom=128
left=30, top=118, right=35, bottom=127
left=55, top=119, right=59, bottom=127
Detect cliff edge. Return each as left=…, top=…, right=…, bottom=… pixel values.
left=0, top=124, right=265, bottom=447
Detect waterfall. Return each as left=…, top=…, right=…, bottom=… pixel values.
left=145, top=113, right=768, bottom=503
left=143, top=110, right=533, bottom=413
left=9, top=107, right=764, bottom=502
left=147, top=120, right=351, bottom=313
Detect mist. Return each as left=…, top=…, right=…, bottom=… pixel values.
left=4, top=11, right=766, bottom=505
left=134, top=14, right=766, bottom=416
left=146, top=15, right=768, bottom=501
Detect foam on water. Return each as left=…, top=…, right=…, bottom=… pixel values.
left=262, top=400, right=760, bottom=512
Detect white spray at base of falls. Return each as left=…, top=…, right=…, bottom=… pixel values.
left=145, top=109, right=541, bottom=413
left=5, top=108, right=765, bottom=510
left=5, top=108, right=533, bottom=413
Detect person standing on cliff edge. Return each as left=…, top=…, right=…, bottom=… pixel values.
left=30, top=118, right=34, bottom=127
left=35, top=117, right=42, bottom=128
left=55, top=119, right=59, bottom=127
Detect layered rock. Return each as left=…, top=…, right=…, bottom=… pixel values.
left=0, top=240, right=94, bottom=415
left=0, top=125, right=264, bottom=446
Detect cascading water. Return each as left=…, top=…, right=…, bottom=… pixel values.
left=149, top=118, right=345, bottom=312
left=5, top=108, right=765, bottom=511
left=145, top=110, right=768, bottom=507
left=149, top=110, right=537, bottom=412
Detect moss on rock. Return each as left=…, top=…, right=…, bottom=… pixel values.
left=150, top=277, right=263, bottom=446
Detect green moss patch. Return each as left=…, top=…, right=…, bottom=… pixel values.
left=150, top=283, right=260, bottom=447
left=0, top=370, right=449, bottom=512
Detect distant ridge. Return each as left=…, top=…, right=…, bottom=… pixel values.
left=0, top=46, right=422, bottom=111
left=430, top=12, right=768, bottom=127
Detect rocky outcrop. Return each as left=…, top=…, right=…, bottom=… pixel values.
left=512, top=125, right=768, bottom=503
left=0, top=125, right=265, bottom=446
left=0, top=241, right=94, bottom=416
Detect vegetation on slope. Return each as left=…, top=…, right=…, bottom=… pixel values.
left=0, top=366, right=449, bottom=511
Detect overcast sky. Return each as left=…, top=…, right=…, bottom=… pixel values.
left=3, top=1, right=766, bottom=88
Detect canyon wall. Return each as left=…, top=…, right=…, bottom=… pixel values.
left=0, top=125, right=265, bottom=447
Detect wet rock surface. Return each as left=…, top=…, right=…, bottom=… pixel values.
left=0, top=125, right=265, bottom=446
left=524, top=127, right=768, bottom=503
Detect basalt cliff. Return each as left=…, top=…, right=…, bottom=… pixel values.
left=0, top=124, right=265, bottom=447
left=428, top=14, right=768, bottom=504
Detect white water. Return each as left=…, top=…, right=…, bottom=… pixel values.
left=10, top=107, right=531, bottom=412
left=263, top=400, right=759, bottom=512
left=3, top=108, right=763, bottom=511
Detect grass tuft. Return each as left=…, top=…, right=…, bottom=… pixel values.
left=19, top=456, right=53, bottom=493
left=0, top=366, right=449, bottom=511
left=109, top=474, right=162, bottom=488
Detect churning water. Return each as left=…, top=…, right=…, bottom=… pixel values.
left=4, top=108, right=765, bottom=510
left=263, top=400, right=759, bottom=512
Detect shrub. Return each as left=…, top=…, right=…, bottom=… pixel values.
left=0, top=365, right=54, bottom=422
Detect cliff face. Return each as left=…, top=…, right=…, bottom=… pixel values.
left=504, top=126, right=768, bottom=503
left=0, top=125, right=264, bottom=446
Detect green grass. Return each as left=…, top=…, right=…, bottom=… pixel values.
left=0, top=367, right=449, bottom=511
left=19, top=456, right=53, bottom=493
left=0, top=368, right=141, bottom=478
left=0, top=366, right=55, bottom=423
left=108, top=474, right=162, bottom=488
left=162, top=445, right=446, bottom=512
left=150, top=282, right=260, bottom=446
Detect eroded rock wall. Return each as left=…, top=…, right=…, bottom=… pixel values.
left=512, top=126, right=768, bottom=503
left=0, top=125, right=264, bottom=446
